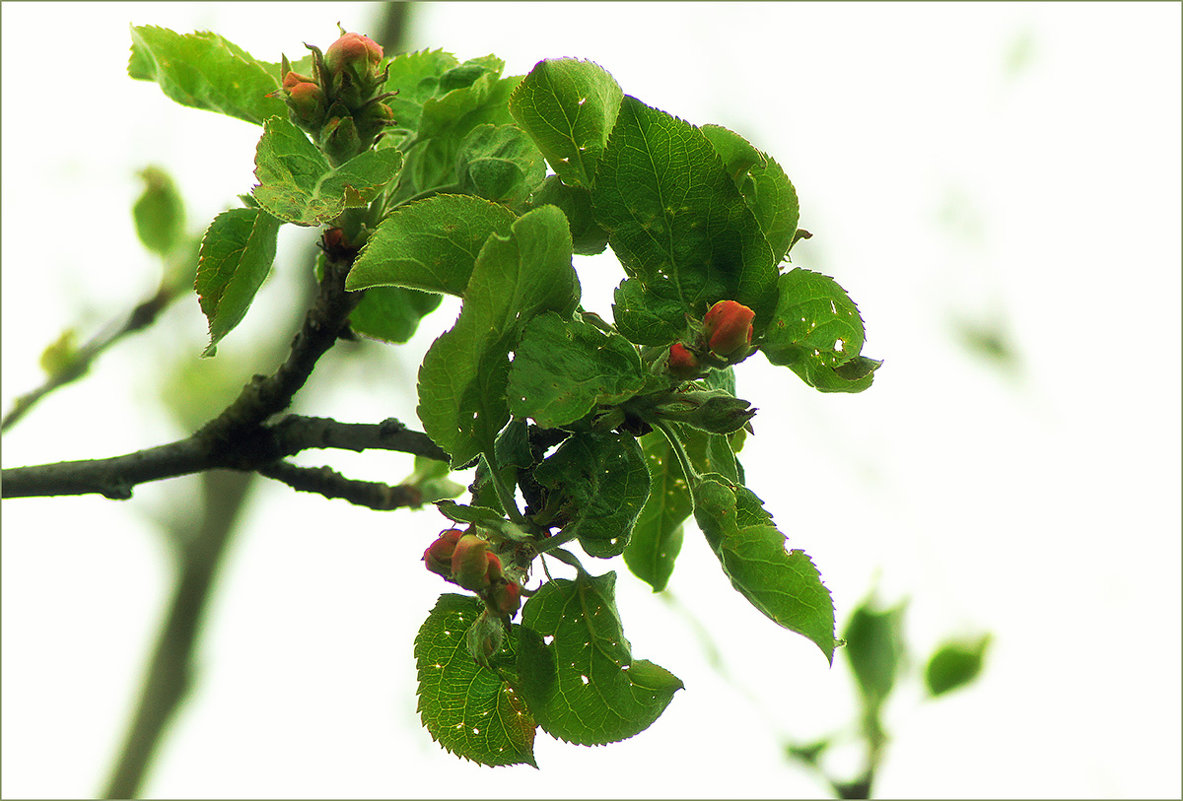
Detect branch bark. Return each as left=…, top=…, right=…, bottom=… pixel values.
left=256, top=460, right=423, bottom=510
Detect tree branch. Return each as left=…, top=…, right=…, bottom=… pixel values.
left=256, top=460, right=423, bottom=510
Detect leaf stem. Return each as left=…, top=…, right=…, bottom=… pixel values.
left=481, top=453, right=525, bottom=526
left=652, top=420, right=700, bottom=487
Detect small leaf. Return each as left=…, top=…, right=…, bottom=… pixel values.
left=843, top=597, right=908, bottom=711
left=195, top=207, right=282, bottom=355
left=702, top=124, right=799, bottom=264
left=623, top=431, right=690, bottom=592
left=382, top=48, right=462, bottom=134
left=252, top=117, right=402, bottom=226
left=691, top=473, right=836, bottom=663
left=132, top=166, right=186, bottom=256
left=925, top=634, right=991, bottom=697
left=128, top=26, right=287, bottom=125
left=454, top=124, right=547, bottom=210
left=416, top=205, right=580, bottom=466
left=347, top=285, right=441, bottom=344
left=533, top=432, right=649, bottom=558
left=761, top=268, right=880, bottom=393
left=346, top=194, right=517, bottom=296
left=414, top=594, right=536, bottom=767
left=507, top=312, right=646, bottom=428
left=517, top=572, right=683, bottom=745
left=508, top=58, right=624, bottom=188
left=592, top=96, right=779, bottom=331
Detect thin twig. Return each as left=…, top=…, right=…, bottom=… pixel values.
left=256, top=460, right=423, bottom=510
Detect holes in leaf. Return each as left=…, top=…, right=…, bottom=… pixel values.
left=543, top=635, right=555, bottom=645
left=579, top=675, right=590, bottom=685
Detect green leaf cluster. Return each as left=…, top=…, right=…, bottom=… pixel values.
left=133, top=31, right=885, bottom=769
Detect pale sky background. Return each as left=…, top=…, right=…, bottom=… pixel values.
left=2, top=2, right=1180, bottom=798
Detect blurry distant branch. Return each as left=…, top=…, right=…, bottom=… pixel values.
left=102, top=469, right=253, bottom=800
left=2, top=278, right=185, bottom=434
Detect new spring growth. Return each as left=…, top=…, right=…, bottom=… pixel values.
left=324, top=32, right=384, bottom=82
left=423, top=528, right=464, bottom=578
left=703, top=300, right=755, bottom=361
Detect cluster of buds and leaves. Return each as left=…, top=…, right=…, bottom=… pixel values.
left=275, top=30, right=397, bottom=165
left=423, top=530, right=522, bottom=617
left=665, top=299, right=757, bottom=379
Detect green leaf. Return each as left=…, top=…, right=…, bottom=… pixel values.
left=251, top=117, right=402, bottom=226
left=507, top=312, right=645, bottom=428
left=382, top=48, right=461, bottom=134
left=517, top=572, right=683, bottom=745
left=701, top=124, right=799, bottom=264
left=404, top=68, right=522, bottom=195
left=533, top=432, right=649, bottom=558
left=925, top=634, right=991, bottom=697
left=691, top=473, right=836, bottom=663
left=527, top=175, right=609, bottom=255
left=454, top=124, right=547, bottom=210
left=843, top=597, right=908, bottom=711
left=416, top=205, right=580, bottom=466
left=195, top=207, right=282, bottom=355
left=128, top=26, right=287, bottom=125
left=623, top=431, right=690, bottom=592
left=132, top=166, right=186, bottom=256
left=414, top=594, right=536, bottom=767
left=347, top=194, right=517, bottom=296
left=348, top=285, right=441, bottom=344
left=611, top=277, right=686, bottom=347
left=403, top=456, right=464, bottom=504
left=761, top=268, right=880, bottom=393
left=592, top=96, right=779, bottom=331
left=508, top=58, right=624, bottom=188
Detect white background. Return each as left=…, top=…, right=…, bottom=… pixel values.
left=2, top=2, right=1180, bottom=798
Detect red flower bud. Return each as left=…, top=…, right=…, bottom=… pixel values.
left=282, top=70, right=317, bottom=91
left=668, top=342, right=700, bottom=379
left=703, top=300, right=755, bottom=358
left=325, top=32, right=383, bottom=77
left=488, top=581, right=522, bottom=617
left=451, top=534, right=492, bottom=591
left=286, top=81, right=325, bottom=122
left=423, top=529, right=464, bottom=578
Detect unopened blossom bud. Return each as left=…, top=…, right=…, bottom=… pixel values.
left=286, top=81, right=325, bottom=122
left=488, top=581, right=522, bottom=617
left=423, top=529, right=464, bottom=578
left=451, top=534, right=492, bottom=591
left=668, top=342, right=701, bottom=380
left=324, top=32, right=383, bottom=78
left=703, top=300, right=755, bottom=358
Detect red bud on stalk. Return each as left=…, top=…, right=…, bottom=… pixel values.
left=703, top=300, right=755, bottom=358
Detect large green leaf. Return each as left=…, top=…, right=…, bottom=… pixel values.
left=416, top=205, right=580, bottom=466
left=454, top=124, right=547, bottom=211
left=761, top=268, right=880, bottom=393
left=517, top=572, right=683, bottom=744
left=701, top=124, right=800, bottom=265
left=533, top=432, right=649, bottom=558
left=507, top=312, right=645, bottom=428
left=128, top=26, right=287, bottom=125
left=691, top=473, right=836, bottom=663
left=592, top=96, right=779, bottom=331
left=195, top=207, right=282, bottom=355
left=508, top=58, right=624, bottom=188
left=347, top=194, right=517, bottom=296
left=611, top=277, right=686, bottom=347
left=251, top=117, right=402, bottom=226
left=622, top=431, right=691, bottom=592
left=414, top=594, right=536, bottom=767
